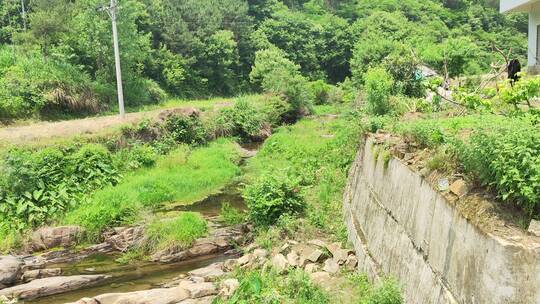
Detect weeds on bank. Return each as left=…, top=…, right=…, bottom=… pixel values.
left=64, top=140, right=240, bottom=240
left=217, top=267, right=330, bottom=304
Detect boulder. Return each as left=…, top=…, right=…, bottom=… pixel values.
left=105, top=226, right=144, bottom=252
left=219, top=278, right=239, bottom=298
left=449, top=179, right=468, bottom=197
left=21, top=268, right=62, bottom=282
left=179, top=281, right=218, bottom=299
left=271, top=254, right=288, bottom=273
left=326, top=243, right=348, bottom=264
left=304, top=263, right=318, bottom=274
left=187, top=242, right=219, bottom=257
left=252, top=249, right=268, bottom=260
left=0, top=256, right=23, bottom=288
left=300, top=248, right=323, bottom=265
left=30, top=226, right=83, bottom=251
left=528, top=220, right=540, bottom=237
left=188, top=263, right=225, bottom=281
left=323, top=259, right=339, bottom=274
left=177, top=296, right=216, bottom=304
left=223, top=259, right=238, bottom=271
left=0, top=275, right=109, bottom=300
left=90, top=287, right=190, bottom=304
left=286, top=251, right=299, bottom=268
left=237, top=254, right=252, bottom=268
left=345, top=254, right=358, bottom=270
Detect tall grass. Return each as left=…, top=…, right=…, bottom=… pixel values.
left=145, top=212, right=208, bottom=252
left=64, top=139, right=241, bottom=239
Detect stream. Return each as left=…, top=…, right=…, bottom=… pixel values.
left=23, top=142, right=260, bottom=304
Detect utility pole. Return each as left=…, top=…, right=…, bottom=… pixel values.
left=99, top=0, right=125, bottom=118
left=20, top=0, right=27, bottom=31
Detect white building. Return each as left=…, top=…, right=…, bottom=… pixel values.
left=501, top=0, right=540, bottom=70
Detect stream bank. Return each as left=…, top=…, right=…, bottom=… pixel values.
left=0, top=142, right=260, bottom=303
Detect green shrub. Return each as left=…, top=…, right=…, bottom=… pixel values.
left=261, top=95, right=292, bottom=127
left=362, top=278, right=403, bottom=304
left=459, top=123, right=540, bottom=216
left=309, top=80, right=333, bottom=105
left=250, top=47, right=312, bottom=119
left=365, top=67, right=394, bottom=115
left=243, top=171, right=306, bottom=226
left=215, top=99, right=265, bottom=140
left=222, top=268, right=329, bottom=304
left=351, top=274, right=403, bottom=304
left=164, top=114, right=207, bottom=145
left=220, top=202, right=246, bottom=225
left=144, top=212, right=207, bottom=252
left=0, top=143, right=120, bottom=230
left=70, top=144, right=121, bottom=190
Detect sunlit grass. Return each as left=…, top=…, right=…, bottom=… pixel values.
left=63, top=139, right=241, bottom=239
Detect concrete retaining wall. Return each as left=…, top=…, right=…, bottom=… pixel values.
left=343, top=138, right=540, bottom=304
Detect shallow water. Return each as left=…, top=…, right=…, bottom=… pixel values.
left=24, top=141, right=260, bottom=304
left=26, top=253, right=233, bottom=304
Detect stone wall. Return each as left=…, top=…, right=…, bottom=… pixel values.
left=343, top=138, right=540, bottom=304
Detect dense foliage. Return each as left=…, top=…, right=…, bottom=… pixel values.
left=394, top=114, right=540, bottom=217
left=243, top=171, right=305, bottom=226
left=0, top=0, right=527, bottom=120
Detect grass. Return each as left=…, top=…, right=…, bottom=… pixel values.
left=217, top=267, right=330, bottom=304
left=144, top=212, right=208, bottom=252
left=391, top=113, right=540, bottom=218
left=349, top=274, right=403, bottom=304
left=244, top=105, right=362, bottom=243
left=119, top=94, right=266, bottom=114
left=63, top=139, right=241, bottom=239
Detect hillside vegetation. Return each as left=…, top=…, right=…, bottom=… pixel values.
left=0, top=0, right=526, bottom=121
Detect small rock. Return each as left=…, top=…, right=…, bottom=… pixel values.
left=438, top=178, right=449, bottom=191
left=449, top=179, right=468, bottom=197
left=237, top=254, right=252, bottom=267
left=529, top=220, right=540, bottom=237
left=323, top=259, right=340, bottom=274
left=286, top=251, right=299, bottom=268
left=30, top=226, right=83, bottom=251
left=84, top=268, right=96, bottom=273
left=223, top=259, right=238, bottom=271
left=71, top=297, right=100, bottom=304
left=0, top=256, right=23, bottom=287
left=304, top=263, right=318, bottom=274
left=0, top=275, right=109, bottom=300
left=271, top=254, right=288, bottom=273
left=188, top=264, right=224, bottom=282
left=190, top=277, right=205, bottom=284
left=244, top=243, right=258, bottom=252
left=305, top=249, right=323, bottom=263
left=21, top=268, right=62, bottom=283
left=345, top=255, right=358, bottom=270
left=252, top=249, right=268, bottom=260
left=419, top=168, right=431, bottom=178
left=307, top=240, right=326, bottom=248
left=279, top=243, right=290, bottom=253
left=326, top=243, right=348, bottom=264
left=180, top=282, right=218, bottom=299
left=287, top=240, right=299, bottom=245
left=219, top=278, right=239, bottom=298
left=178, top=296, right=216, bottom=304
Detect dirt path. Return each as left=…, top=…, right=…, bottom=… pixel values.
left=0, top=102, right=231, bottom=145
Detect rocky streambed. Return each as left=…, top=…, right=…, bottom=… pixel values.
left=0, top=218, right=249, bottom=303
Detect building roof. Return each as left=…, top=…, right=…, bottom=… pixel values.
left=500, top=0, right=540, bottom=13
